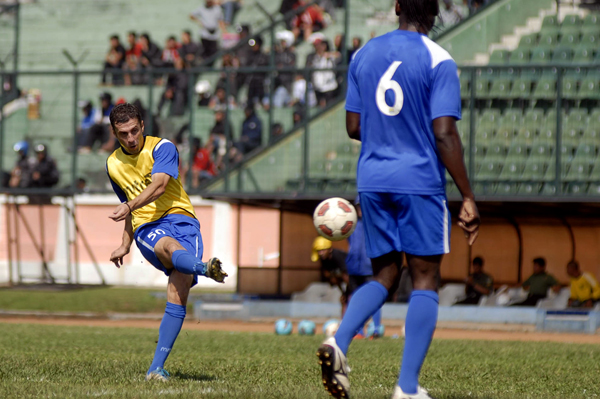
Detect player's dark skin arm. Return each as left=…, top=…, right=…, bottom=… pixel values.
left=346, top=112, right=361, bottom=141
left=109, top=173, right=170, bottom=222
left=433, top=116, right=480, bottom=245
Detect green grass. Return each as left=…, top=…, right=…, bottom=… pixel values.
left=0, top=287, right=183, bottom=314
left=0, top=323, right=599, bottom=398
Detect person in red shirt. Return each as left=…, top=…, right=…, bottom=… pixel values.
left=292, top=1, right=326, bottom=42
left=124, top=32, right=145, bottom=86
left=191, top=137, right=217, bottom=187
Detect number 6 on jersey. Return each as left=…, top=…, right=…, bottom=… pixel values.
left=376, top=61, right=404, bottom=116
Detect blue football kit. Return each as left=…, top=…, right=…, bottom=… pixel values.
left=346, top=29, right=461, bottom=258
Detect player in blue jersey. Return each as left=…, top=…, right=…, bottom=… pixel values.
left=316, top=1, right=480, bottom=398
left=106, top=103, right=228, bottom=382
left=345, top=196, right=382, bottom=339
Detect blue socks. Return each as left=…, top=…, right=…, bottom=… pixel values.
left=171, top=250, right=203, bottom=275
left=334, top=281, right=388, bottom=354
left=398, top=290, right=439, bottom=394
left=148, top=302, right=186, bottom=373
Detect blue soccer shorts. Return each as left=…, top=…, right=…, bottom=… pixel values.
left=134, top=214, right=204, bottom=286
left=359, top=192, right=450, bottom=258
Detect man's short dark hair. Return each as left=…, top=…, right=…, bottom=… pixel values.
left=168, top=35, right=177, bottom=42
left=141, top=33, right=150, bottom=41
left=128, top=31, right=137, bottom=38
left=567, top=260, right=579, bottom=270
left=183, top=30, right=192, bottom=37
left=533, top=257, right=546, bottom=268
left=109, top=103, right=143, bottom=132
left=397, top=0, right=440, bottom=32
left=110, top=34, right=119, bottom=41
left=473, top=257, right=484, bottom=267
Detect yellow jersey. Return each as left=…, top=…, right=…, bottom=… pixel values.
left=569, top=272, right=600, bottom=302
left=106, top=136, right=196, bottom=232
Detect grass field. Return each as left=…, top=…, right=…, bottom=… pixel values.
left=1, top=323, right=599, bottom=399
left=0, top=286, right=230, bottom=314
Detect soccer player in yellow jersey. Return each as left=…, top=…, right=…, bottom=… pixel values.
left=106, top=103, right=228, bottom=381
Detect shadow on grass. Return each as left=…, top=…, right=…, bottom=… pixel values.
left=172, top=371, right=217, bottom=382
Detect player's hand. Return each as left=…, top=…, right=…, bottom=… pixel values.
left=458, top=197, right=480, bottom=246
left=110, top=246, right=129, bottom=268
left=109, top=203, right=130, bottom=222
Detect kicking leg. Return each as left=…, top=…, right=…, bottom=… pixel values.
left=146, top=270, right=193, bottom=380
left=154, top=236, right=227, bottom=283
left=396, top=254, right=441, bottom=396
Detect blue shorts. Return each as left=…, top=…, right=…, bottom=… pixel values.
left=359, top=192, right=450, bottom=258
left=134, top=214, right=204, bottom=286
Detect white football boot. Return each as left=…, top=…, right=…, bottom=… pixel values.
left=391, top=385, right=433, bottom=399
left=316, top=337, right=351, bottom=398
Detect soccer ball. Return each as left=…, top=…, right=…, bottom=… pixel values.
left=275, top=319, right=293, bottom=335
left=313, top=198, right=357, bottom=241
left=298, top=320, right=316, bottom=335
left=323, top=319, right=340, bottom=337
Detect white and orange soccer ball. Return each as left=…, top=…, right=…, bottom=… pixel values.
left=313, top=197, right=358, bottom=242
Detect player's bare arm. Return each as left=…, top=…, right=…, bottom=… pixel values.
left=432, top=116, right=480, bottom=245
left=109, top=173, right=171, bottom=222
left=110, top=213, right=133, bottom=268
left=346, top=111, right=361, bottom=141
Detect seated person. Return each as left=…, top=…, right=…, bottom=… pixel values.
left=511, top=257, right=560, bottom=306
left=101, top=35, right=126, bottom=85
left=229, top=105, right=262, bottom=163
left=455, top=256, right=493, bottom=305
left=567, top=261, right=600, bottom=308
left=311, top=236, right=349, bottom=306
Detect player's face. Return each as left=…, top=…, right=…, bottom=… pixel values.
left=318, top=249, right=331, bottom=260
left=114, top=118, right=144, bottom=154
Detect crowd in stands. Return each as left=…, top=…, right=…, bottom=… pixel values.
left=2, top=141, right=59, bottom=190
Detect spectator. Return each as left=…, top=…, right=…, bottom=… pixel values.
left=8, top=141, right=35, bottom=188
left=80, top=92, right=114, bottom=153
left=293, top=107, right=304, bottom=126
left=221, top=0, right=242, bottom=25
left=157, top=57, right=189, bottom=117
left=292, top=1, right=326, bottom=42
left=291, top=73, right=317, bottom=107
left=234, top=25, right=253, bottom=68
left=132, top=98, right=160, bottom=137
left=209, top=87, right=235, bottom=111
left=567, top=261, right=600, bottom=308
left=455, top=257, right=493, bottom=305
left=439, top=0, right=464, bottom=28
left=309, top=39, right=338, bottom=107
left=161, top=36, right=181, bottom=68
left=271, top=123, right=284, bottom=141
left=190, top=137, right=217, bottom=187
left=208, top=110, right=234, bottom=170
left=512, top=257, right=561, bottom=307
left=246, top=36, right=269, bottom=107
left=77, top=100, right=99, bottom=148
left=311, top=236, right=349, bottom=306
left=75, top=177, right=88, bottom=193
left=190, top=0, right=226, bottom=66
left=140, top=33, right=162, bottom=69
left=271, top=30, right=297, bottom=107
left=229, top=105, right=263, bottom=163
left=348, top=36, right=362, bottom=61
left=30, top=144, right=59, bottom=188
left=101, top=35, right=126, bottom=86
left=215, top=53, right=239, bottom=101
left=179, top=30, right=202, bottom=67
left=124, top=32, right=146, bottom=85
left=280, top=0, right=301, bottom=29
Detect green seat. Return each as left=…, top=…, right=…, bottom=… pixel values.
left=539, top=32, right=559, bottom=46
left=499, top=161, right=525, bottom=181
left=475, top=78, right=490, bottom=98
left=582, top=14, right=600, bottom=33
left=572, top=46, right=594, bottom=64
left=551, top=47, right=572, bottom=62
left=562, top=76, right=579, bottom=99
left=518, top=183, right=543, bottom=194
left=489, top=49, right=510, bottom=64
left=540, top=15, right=559, bottom=33
left=543, top=162, right=557, bottom=182
left=583, top=126, right=600, bottom=145
left=558, top=31, right=580, bottom=46
left=485, top=143, right=507, bottom=162
left=532, top=78, right=556, bottom=99
left=530, top=142, right=554, bottom=161
left=507, top=143, right=528, bottom=158
left=574, top=142, right=597, bottom=161
left=497, top=109, right=521, bottom=140
left=488, top=77, right=512, bottom=99
left=587, top=184, right=600, bottom=195
left=564, top=159, right=591, bottom=182
left=531, top=47, right=553, bottom=63
left=518, top=33, right=538, bottom=49
left=562, top=14, right=582, bottom=28
left=508, top=48, right=530, bottom=65
left=509, top=78, right=532, bottom=98
left=578, top=77, right=600, bottom=99
left=460, top=74, right=471, bottom=99
left=519, top=108, right=544, bottom=137
left=476, top=109, right=500, bottom=140
left=522, top=160, right=546, bottom=181
left=580, top=32, right=598, bottom=47
left=476, top=160, right=502, bottom=181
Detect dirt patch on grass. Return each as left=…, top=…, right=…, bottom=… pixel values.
left=1, top=316, right=599, bottom=344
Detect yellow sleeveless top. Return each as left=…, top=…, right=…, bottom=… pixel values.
left=106, top=136, right=196, bottom=232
